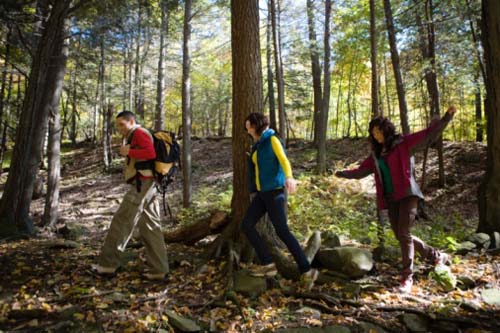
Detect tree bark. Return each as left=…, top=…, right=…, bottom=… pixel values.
left=266, top=0, right=276, bottom=131
left=475, top=73, right=483, bottom=142
left=230, top=0, right=262, bottom=229
left=316, top=0, right=331, bottom=174
left=478, top=0, right=500, bottom=233
left=0, top=0, right=71, bottom=237
left=383, top=0, right=409, bottom=134
left=43, top=30, right=68, bottom=227
left=182, top=0, right=192, bottom=208
left=154, top=0, right=170, bottom=131
left=270, top=0, right=286, bottom=141
left=369, top=0, right=379, bottom=117
left=307, top=0, right=323, bottom=146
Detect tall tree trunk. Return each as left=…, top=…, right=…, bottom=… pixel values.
left=383, top=55, right=392, bottom=118
left=100, top=38, right=112, bottom=171
left=0, top=68, right=13, bottom=176
left=369, top=0, right=379, bottom=117
left=475, top=73, right=483, bottom=142
left=182, top=0, right=192, bottom=208
left=270, top=0, right=286, bottom=141
left=478, top=0, right=500, bottom=233
left=0, top=0, right=71, bottom=237
left=134, top=0, right=143, bottom=119
left=383, top=0, right=409, bottom=134
left=155, top=0, right=170, bottom=131
left=307, top=0, right=323, bottom=146
left=316, top=0, right=331, bottom=174
left=266, top=0, right=276, bottom=130
left=43, top=30, right=67, bottom=227
left=230, top=0, right=262, bottom=229
left=0, top=27, right=11, bottom=131
left=417, top=0, right=445, bottom=188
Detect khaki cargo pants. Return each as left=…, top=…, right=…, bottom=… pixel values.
left=98, top=179, right=169, bottom=274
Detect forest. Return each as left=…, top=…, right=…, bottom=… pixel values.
left=0, top=0, right=499, bottom=332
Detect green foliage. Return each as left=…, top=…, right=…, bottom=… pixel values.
left=429, top=264, right=457, bottom=292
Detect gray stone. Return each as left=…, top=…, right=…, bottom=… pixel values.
left=274, top=326, right=351, bottom=333
left=317, top=247, right=374, bottom=278
left=481, top=288, right=500, bottom=306
left=398, top=313, right=429, bottom=332
left=164, top=310, right=200, bottom=332
left=455, top=241, right=476, bottom=255
left=233, top=269, right=267, bottom=297
left=430, top=321, right=459, bottom=332
left=457, top=276, right=476, bottom=290
left=296, top=306, right=321, bottom=319
left=357, top=322, right=387, bottom=333
left=466, top=233, right=491, bottom=249
left=321, top=231, right=341, bottom=248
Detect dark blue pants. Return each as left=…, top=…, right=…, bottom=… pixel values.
left=241, top=189, right=311, bottom=273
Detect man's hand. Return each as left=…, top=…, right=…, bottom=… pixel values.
left=120, top=144, right=130, bottom=157
left=446, top=105, right=457, bottom=115
left=335, top=170, right=345, bottom=178
left=285, top=177, right=297, bottom=194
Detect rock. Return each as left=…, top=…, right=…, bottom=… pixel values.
left=372, top=245, right=399, bottom=263
left=490, top=232, right=500, bottom=249
left=321, top=231, right=341, bottom=248
left=430, top=321, right=459, bottom=332
left=430, top=264, right=457, bottom=292
left=466, top=233, right=491, bottom=250
left=274, top=326, right=351, bottom=333
left=457, top=276, right=476, bottom=290
left=357, top=322, right=387, bottom=333
left=233, top=270, right=267, bottom=297
left=296, top=306, right=321, bottom=319
left=398, top=313, right=429, bottom=332
left=481, top=288, right=500, bottom=306
left=164, top=310, right=200, bottom=332
left=316, top=247, right=374, bottom=278
left=455, top=241, right=476, bottom=255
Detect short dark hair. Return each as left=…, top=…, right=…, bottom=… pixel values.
left=245, top=112, right=269, bottom=135
left=116, top=110, right=136, bottom=121
left=368, top=116, right=400, bottom=157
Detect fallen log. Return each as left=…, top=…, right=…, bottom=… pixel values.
left=164, top=210, right=230, bottom=245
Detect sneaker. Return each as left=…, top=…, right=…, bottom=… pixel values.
left=397, top=277, right=413, bottom=294
left=91, top=263, right=116, bottom=275
left=433, top=252, right=450, bottom=266
left=144, top=272, right=166, bottom=280
left=249, top=263, right=277, bottom=277
left=300, top=268, right=319, bottom=291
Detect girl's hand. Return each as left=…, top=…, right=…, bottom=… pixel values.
left=285, top=177, right=297, bottom=194
left=446, top=106, right=457, bottom=115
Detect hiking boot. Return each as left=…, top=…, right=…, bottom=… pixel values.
left=91, top=263, right=116, bottom=275
left=300, top=268, right=319, bottom=291
left=144, top=272, right=166, bottom=280
left=433, top=252, right=450, bottom=266
left=249, top=263, right=277, bottom=277
left=397, top=277, right=413, bottom=294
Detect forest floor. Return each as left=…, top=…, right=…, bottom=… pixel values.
left=0, top=137, right=498, bottom=333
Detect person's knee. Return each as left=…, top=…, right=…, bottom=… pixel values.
left=240, top=218, right=254, bottom=234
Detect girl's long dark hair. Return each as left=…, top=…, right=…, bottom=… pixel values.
left=368, top=116, right=401, bottom=157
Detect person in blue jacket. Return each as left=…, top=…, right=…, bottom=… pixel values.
left=241, top=112, right=318, bottom=290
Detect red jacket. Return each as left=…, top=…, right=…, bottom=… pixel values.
left=340, top=112, right=453, bottom=210
left=126, top=127, right=156, bottom=181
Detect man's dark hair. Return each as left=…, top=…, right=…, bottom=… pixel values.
left=368, top=116, right=400, bottom=157
left=116, top=110, right=136, bottom=121
left=245, top=112, right=269, bottom=135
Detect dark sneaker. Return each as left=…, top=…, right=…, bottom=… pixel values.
left=300, top=268, right=319, bottom=291
left=250, top=263, right=277, bottom=277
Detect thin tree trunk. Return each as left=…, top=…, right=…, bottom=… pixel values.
left=134, top=0, right=143, bottom=119
left=0, top=69, right=13, bottom=176
left=182, top=0, right=192, bottom=208
left=383, top=55, right=392, bottom=118
left=155, top=0, right=170, bottom=131
left=0, top=27, right=11, bottom=131
left=266, top=0, right=276, bottom=130
left=100, top=38, right=111, bottom=171
left=0, top=0, right=71, bottom=237
left=383, top=0, right=409, bottom=134
left=475, top=73, right=483, bottom=142
left=270, top=0, right=286, bottom=141
left=478, top=0, right=500, bottom=233
left=307, top=0, right=323, bottom=146
left=316, top=0, right=331, bottom=174
left=370, top=0, right=379, bottom=117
